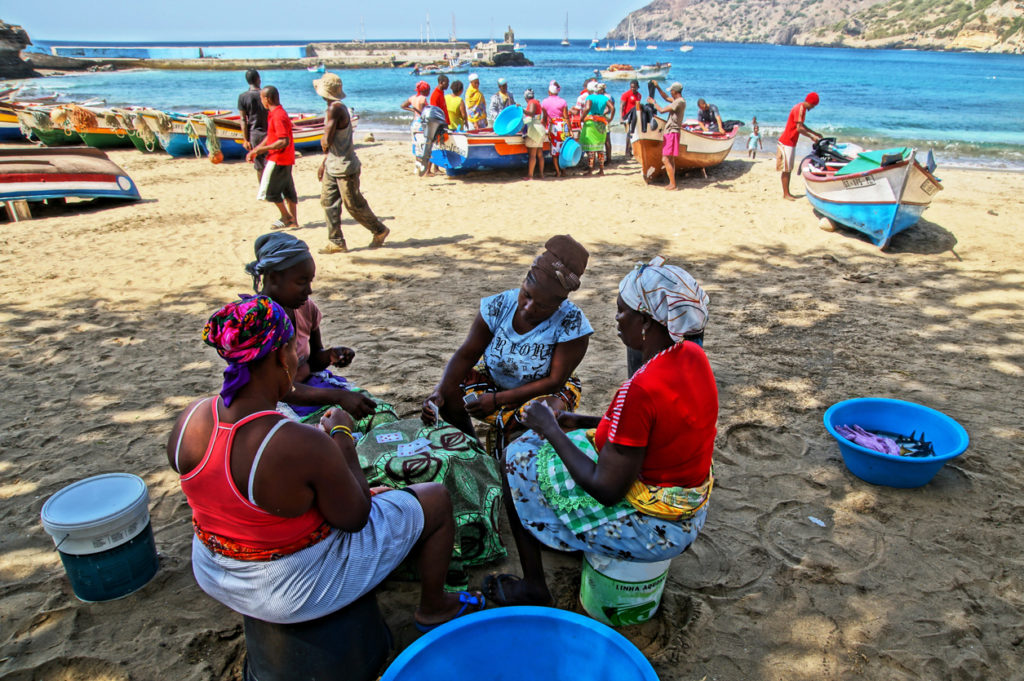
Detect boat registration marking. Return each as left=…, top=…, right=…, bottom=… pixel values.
left=841, top=175, right=876, bottom=190
left=920, top=180, right=938, bottom=195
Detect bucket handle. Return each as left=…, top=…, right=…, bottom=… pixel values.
left=53, top=534, right=70, bottom=551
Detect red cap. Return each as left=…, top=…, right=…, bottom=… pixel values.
left=806, top=92, right=820, bottom=106
left=416, top=81, right=430, bottom=94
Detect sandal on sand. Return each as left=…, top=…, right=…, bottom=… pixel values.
left=271, top=219, right=286, bottom=229
left=414, top=591, right=485, bottom=633
left=483, top=574, right=552, bottom=607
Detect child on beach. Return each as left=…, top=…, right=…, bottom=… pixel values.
left=748, top=117, right=763, bottom=159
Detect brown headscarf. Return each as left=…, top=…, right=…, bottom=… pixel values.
left=529, top=235, right=589, bottom=297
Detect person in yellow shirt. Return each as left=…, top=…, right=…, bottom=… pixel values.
left=466, top=73, right=487, bottom=130
left=446, top=80, right=469, bottom=131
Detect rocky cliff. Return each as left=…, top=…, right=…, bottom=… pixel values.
left=610, top=0, right=1024, bottom=53
left=0, top=20, right=35, bottom=77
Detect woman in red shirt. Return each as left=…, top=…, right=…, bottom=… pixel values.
left=485, top=257, right=715, bottom=607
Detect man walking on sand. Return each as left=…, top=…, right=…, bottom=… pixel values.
left=237, top=69, right=267, bottom=184
left=314, top=73, right=389, bottom=254
left=647, top=81, right=686, bottom=190
left=246, top=85, right=298, bottom=229
left=778, top=92, right=822, bottom=201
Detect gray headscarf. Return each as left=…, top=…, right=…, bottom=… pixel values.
left=618, top=256, right=709, bottom=343
left=244, top=232, right=312, bottom=290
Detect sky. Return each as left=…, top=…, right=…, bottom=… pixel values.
left=4, top=1, right=651, bottom=43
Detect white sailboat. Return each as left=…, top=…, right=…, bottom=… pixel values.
left=613, top=16, right=638, bottom=51
left=561, top=13, right=570, bottom=46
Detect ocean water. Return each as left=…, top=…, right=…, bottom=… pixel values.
left=12, top=39, right=1024, bottom=170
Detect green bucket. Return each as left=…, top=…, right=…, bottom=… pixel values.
left=579, top=552, right=671, bottom=627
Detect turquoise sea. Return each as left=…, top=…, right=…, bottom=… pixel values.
left=14, top=39, right=1024, bottom=170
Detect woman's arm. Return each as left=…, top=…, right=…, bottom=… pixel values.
left=523, top=402, right=645, bottom=505
left=422, top=312, right=494, bottom=420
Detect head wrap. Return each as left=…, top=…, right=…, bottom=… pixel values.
left=244, top=232, right=312, bottom=291
left=416, top=80, right=430, bottom=95
left=587, top=81, right=598, bottom=93
left=203, top=296, right=295, bottom=406
left=549, top=80, right=560, bottom=95
left=618, top=256, right=709, bottom=343
left=528, top=235, right=589, bottom=297
left=805, top=92, right=819, bottom=105
left=523, top=88, right=535, bottom=100
left=468, top=73, right=479, bottom=82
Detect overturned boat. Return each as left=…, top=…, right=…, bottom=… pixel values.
left=0, top=147, right=141, bottom=204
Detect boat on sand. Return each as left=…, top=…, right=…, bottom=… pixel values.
left=632, top=119, right=737, bottom=182
left=411, top=127, right=551, bottom=175
left=0, top=147, right=141, bottom=204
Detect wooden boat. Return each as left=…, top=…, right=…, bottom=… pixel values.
left=800, top=139, right=942, bottom=248
left=632, top=120, right=737, bottom=182
left=0, top=101, right=28, bottom=141
left=411, top=127, right=551, bottom=175
left=0, top=147, right=140, bottom=203
left=599, top=63, right=671, bottom=81
left=13, top=106, right=83, bottom=146
left=50, top=105, right=135, bottom=149
left=111, top=108, right=163, bottom=153
left=138, top=109, right=324, bottom=159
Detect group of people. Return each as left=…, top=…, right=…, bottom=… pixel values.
left=238, top=69, right=389, bottom=254
left=169, top=232, right=719, bottom=637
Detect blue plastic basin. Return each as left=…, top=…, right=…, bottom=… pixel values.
left=493, top=106, right=524, bottom=136
left=823, top=397, right=969, bottom=488
left=381, top=606, right=659, bottom=681
left=560, top=138, right=583, bottom=168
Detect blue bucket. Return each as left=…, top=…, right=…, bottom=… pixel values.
left=493, top=106, right=524, bottom=136
left=823, top=397, right=969, bottom=488
left=381, top=606, right=658, bottom=681
left=560, top=138, right=583, bottom=168
left=40, top=473, right=158, bottom=602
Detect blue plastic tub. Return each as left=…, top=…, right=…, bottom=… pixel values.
left=493, top=106, right=524, bottom=136
left=559, top=138, right=583, bottom=168
left=381, top=606, right=659, bottom=681
left=823, top=397, right=969, bottom=488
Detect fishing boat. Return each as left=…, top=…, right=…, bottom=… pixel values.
left=410, top=128, right=551, bottom=175
left=593, top=42, right=613, bottom=52
left=799, top=138, right=942, bottom=249
left=307, top=63, right=326, bottom=74
left=194, top=113, right=327, bottom=160
left=0, top=147, right=140, bottom=204
left=111, top=108, right=163, bottom=153
left=14, top=106, right=83, bottom=146
left=51, top=105, right=136, bottom=149
left=613, top=17, right=638, bottom=51
left=589, top=36, right=600, bottom=49
left=646, top=45, right=658, bottom=50
left=679, top=45, right=694, bottom=52
left=598, top=63, right=672, bottom=81
left=632, top=120, right=738, bottom=182
left=415, top=58, right=470, bottom=76
left=0, top=101, right=29, bottom=141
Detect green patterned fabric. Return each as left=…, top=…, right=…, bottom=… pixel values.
left=287, top=386, right=399, bottom=435
left=356, top=418, right=506, bottom=586
left=536, top=429, right=634, bottom=534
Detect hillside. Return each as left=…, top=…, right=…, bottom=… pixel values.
left=610, top=0, right=1024, bottom=53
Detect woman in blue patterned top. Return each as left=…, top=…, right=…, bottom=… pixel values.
left=422, top=235, right=593, bottom=448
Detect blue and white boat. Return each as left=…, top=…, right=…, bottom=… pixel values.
left=801, top=140, right=943, bottom=249
left=411, top=128, right=551, bottom=175
left=0, top=147, right=140, bottom=203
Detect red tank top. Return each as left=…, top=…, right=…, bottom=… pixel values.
left=179, top=399, right=326, bottom=550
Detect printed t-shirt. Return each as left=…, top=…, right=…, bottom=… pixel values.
left=595, top=341, right=718, bottom=488
left=265, top=106, right=295, bottom=166
left=663, top=97, right=686, bottom=134
left=540, top=95, right=567, bottom=121
left=779, top=102, right=807, bottom=146
left=445, top=94, right=466, bottom=129
left=430, top=88, right=451, bottom=125
left=237, top=89, right=267, bottom=138
left=292, top=298, right=322, bottom=363
left=479, top=288, right=593, bottom=391
left=620, top=90, right=642, bottom=117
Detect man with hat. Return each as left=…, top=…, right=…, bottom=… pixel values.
left=488, top=77, right=517, bottom=123
left=313, top=72, right=389, bottom=254
left=778, top=92, right=822, bottom=200
left=466, top=73, right=487, bottom=129
left=647, top=81, right=687, bottom=190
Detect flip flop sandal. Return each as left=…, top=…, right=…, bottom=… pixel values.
left=270, top=219, right=286, bottom=229
left=414, top=591, right=485, bottom=633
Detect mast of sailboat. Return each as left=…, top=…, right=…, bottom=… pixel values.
left=360, top=16, right=365, bottom=43
left=562, top=13, right=570, bottom=45
left=426, top=12, right=432, bottom=44
left=450, top=13, right=456, bottom=42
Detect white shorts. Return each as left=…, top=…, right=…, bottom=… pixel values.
left=776, top=143, right=796, bottom=172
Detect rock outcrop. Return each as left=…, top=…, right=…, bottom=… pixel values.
left=0, top=20, right=36, bottom=78
left=610, top=0, right=1024, bottom=54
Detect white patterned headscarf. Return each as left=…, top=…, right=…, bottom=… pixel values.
left=618, top=256, right=709, bottom=343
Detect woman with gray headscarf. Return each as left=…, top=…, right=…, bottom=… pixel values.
left=485, top=256, right=716, bottom=607
left=245, top=232, right=397, bottom=432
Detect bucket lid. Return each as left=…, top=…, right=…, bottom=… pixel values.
left=41, top=473, right=149, bottom=533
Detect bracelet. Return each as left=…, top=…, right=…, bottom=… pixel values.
left=330, top=425, right=353, bottom=440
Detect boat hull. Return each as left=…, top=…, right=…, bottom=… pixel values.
left=600, top=65, right=670, bottom=80
left=632, top=123, right=736, bottom=181
left=0, top=110, right=27, bottom=141
left=0, top=147, right=141, bottom=202
left=800, top=154, right=942, bottom=248
left=77, top=129, right=136, bottom=149
left=412, top=129, right=550, bottom=175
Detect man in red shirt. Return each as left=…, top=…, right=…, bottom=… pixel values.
left=619, top=79, right=642, bottom=159
left=777, top=92, right=822, bottom=201
left=429, top=75, right=451, bottom=126
left=246, top=85, right=298, bottom=228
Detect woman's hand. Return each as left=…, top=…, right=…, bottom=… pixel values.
left=328, top=346, right=355, bottom=368
left=465, top=392, right=498, bottom=419
left=522, top=401, right=560, bottom=438
left=421, top=389, right=444, bottom=425
left=320, top=408, right=355, bottom=434
left=337, top=390, right=376, bottom=420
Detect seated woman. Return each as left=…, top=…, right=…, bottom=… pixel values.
left=486, top=257, right=715, bottom=606
left=421, top=235, right=593, bottom=450
left=246, top=232, right=396, bottom=433
left=168, top=296, right=483, bottom=629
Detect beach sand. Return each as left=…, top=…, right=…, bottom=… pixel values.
left=1, top=141, right=1022, bottom=680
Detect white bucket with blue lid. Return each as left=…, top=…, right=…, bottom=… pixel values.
left=40, top=473, right=158, bottom=601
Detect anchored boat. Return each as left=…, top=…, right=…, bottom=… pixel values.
left=599, top=63, right=671, bottom=81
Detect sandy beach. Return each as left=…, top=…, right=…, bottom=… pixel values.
left=1, top=141, right=1022, bottom=680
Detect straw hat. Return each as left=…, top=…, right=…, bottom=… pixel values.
left=313, top=72, right=346, bottom=101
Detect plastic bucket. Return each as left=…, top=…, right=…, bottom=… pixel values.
left=559, top=138, right=583, bottom=167
left=493, top=106, right=524, bottom=136
left=40, top=473, right=158, bottom=602
left=580, top=552, right=671, bottom=627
